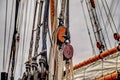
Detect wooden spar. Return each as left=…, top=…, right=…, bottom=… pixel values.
left=97, top=72, right=117, bottom=80
left=50, top=0, right=55, bottom=32
left=49, top=0, right=58, bottom=79
left=73, top=46, right=120, bottom=70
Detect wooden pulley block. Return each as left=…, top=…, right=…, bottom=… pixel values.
left=57, top=26, right=66, bottom=43
left=90, top=0, right=95, bottom=8
left=114, top=33, right=120, bottom=41
left=63, top=44, right=74, bottom=59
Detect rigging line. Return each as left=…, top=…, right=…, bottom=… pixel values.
left=8, top=0, right=20, bottom=74
left=41, top=0, right=49, bottom=71
left=28, top=0, right=38, bottom=60
left=3, top=0, right=8, bottom=71
left=101, top=59, right=104, bottom=77
left=48, top=25, right=53, bottom=46
left=81, top=0, right=96, bottom=55
left=34, top=0, right=44, bottom=56
left=13, top=0, right=25, bottom=75
left=6, top=0, right=15, bottom=72
left=115, top=52, right=119, bottom=71
left=85, top=0, right=98, bottom=43
left=93, top=7, right=108, bottom=50
left=102, top=1, right=119, bottom=33
left=96, top=0, right=112, bottom=48
left=111, top=0, right=120, bottom=17
left=101, top=0, right=114, bottom=33
left=89, top=2, right=102, bottom=43
left=60, top=0, right=66, bottom=21
left=10, top=0, right=20, bottom=79
left=109, top=0, right=114, bottom=13
left=104, top=0, right=118, bottom=32
left=24, top=0, right=32, bottom=52
left=118, top=17, right=120, bottom=32
left=42, top=0, right=49, bottom=50
left=66, top=0, right=71, bottom=43
left=7, top=48, right=13, bottom=73
left=20, top=0, right=29, bottom=77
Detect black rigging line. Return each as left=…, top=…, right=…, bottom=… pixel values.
left=111, top=0, right=120, bottom=17
left=101, top=0, right=114, bottom=33
left=81, top=0, right=96, bottom=55
left=28, top=0, right=38, bottom=60
left=104, top=0, right=117, bottom=32
left=6, top=0, right=15, bottom=73
left=3, top=0, right=8, bottom=71
left=118, top=17, right=120, bottom=32
left=10, top=0, right=20, bottom=79
left=41, top=0, right=49, bottom=70
left=96, top=0, right=112, bottom=48
left=93, top=7, right=107, bottom=50
left=102, top=0, right=119, bottom=33
left=66, top=0, right=71, bottom=43
left=85, top=0, right=98, bottom=44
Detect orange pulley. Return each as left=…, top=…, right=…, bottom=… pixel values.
left=57, top=26, right=66, bottom=43
left=63, top=44, right=74, bottom=60
left=114, top=33, right=120, bottom=41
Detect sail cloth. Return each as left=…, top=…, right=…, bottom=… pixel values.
left=73, top=46, right=120, bottom=79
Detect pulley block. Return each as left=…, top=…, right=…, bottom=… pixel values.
left=63, top=44, right=74, bottom=59
left=114, top=33, right=120, bottom=41
left=57, top=26, right=66, bottom=43
left=90, top=0, right=95, bottom=8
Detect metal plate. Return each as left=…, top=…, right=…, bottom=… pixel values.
left=63, top=44, right=74, bottom=59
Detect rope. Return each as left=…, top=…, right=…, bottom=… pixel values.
left=42, top=0, right=49, bottom=51
left=101, top=0, right=114, bottom=33
left=85, top=0, right=98, bottom=44
left=60, top=0, right=66, bottom=20
left=28, top=0, right=38, bottom=60
left=34, top=0, right=44, bottom=56
left=81, top=0, right=96, bottom=55
left=96, top=0, right=112, bottom=48
left=118, top=17, right=120, bottom=32
left=41, top=0, right=49, bottom=74
left=3, top=0, right=8, bottom=71
left=104, top=0, right=118, bottom=32
left=20, top=0, right=28, bottom=77
left=66, top=0, right=71, bottom=43
left=93, top=6, right=107, bottom=50
left=7, top=0, right=15, bottom=73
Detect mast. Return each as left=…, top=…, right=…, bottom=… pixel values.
left=49, top=0, right=58, bottom=79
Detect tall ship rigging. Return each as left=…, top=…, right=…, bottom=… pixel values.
left=0, top=0, right=120, bottom=80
